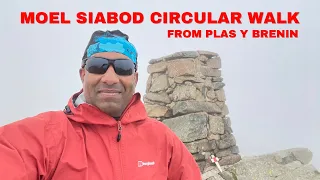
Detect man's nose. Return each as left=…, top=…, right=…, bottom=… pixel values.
left=100, top=65, right=120, bottom=85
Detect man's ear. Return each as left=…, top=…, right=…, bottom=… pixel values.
left=79, top=68, right=85, bottom=83
left=134, top=72, right=139, bottom=85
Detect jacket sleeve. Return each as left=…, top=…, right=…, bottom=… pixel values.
left=167, top=129, right=202, bottom=180
left=0, top=114, right=53, bottom=179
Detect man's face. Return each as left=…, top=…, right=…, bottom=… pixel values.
left=79, top=52, right=138, bottom=117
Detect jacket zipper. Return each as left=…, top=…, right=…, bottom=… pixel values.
left=115, top=96, right=137, bottom=142
left=117, top=120, right=122, bottom=142
left=115, top=96, right=137, bottom=180
left=116, top=120, right=124, bottom=180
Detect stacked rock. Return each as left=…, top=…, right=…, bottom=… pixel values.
left=144, top=50, right=241, bottom=172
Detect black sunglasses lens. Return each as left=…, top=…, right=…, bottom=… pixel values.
left=85, top=58, right=109, bottom=74
left=114, top=60, right=135, bottom=75
left=85, top=58, right=135, bottom=76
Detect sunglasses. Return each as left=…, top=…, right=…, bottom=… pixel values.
left=82, top=57, right=136, bottom=76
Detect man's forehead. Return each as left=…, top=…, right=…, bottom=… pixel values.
left=93, top=52, right=130, bottom=60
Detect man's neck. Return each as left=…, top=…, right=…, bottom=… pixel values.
left=74, top=92, right=86, bottom=107
left=74, top=92, right=121, bottom=120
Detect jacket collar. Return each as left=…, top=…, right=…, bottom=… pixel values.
left=64, top=89, right=148, bottom=126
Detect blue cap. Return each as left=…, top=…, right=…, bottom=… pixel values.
left=82, top=30, right=138, bottom=64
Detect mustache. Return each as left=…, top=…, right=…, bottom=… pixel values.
left=96, top=84, right=124, bottom=92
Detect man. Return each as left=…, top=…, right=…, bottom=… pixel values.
left=0, top=30, right=202, bottom=179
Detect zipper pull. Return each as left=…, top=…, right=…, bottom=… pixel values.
left=117, top=120, right=122, bottom=142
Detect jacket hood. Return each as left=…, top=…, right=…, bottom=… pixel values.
left=64, top=89, right=148, bottom=126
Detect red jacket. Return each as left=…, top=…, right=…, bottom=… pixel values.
left=0, top=91, right=202, bottom=180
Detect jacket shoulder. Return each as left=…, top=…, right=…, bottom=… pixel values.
left=141, top=117, right=170, bottom=130
left=0, top=110, right=69, bottom=148
left=0, top=111, right=70, bottom=178
left=139, top=117, right=179, bottom=141
left=1, top=110, right=68, bottom=126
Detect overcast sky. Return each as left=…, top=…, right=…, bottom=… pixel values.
left=1, top=0, right=319, bottom=170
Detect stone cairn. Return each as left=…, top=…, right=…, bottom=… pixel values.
left=144, top=50, right=241, bottom=173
